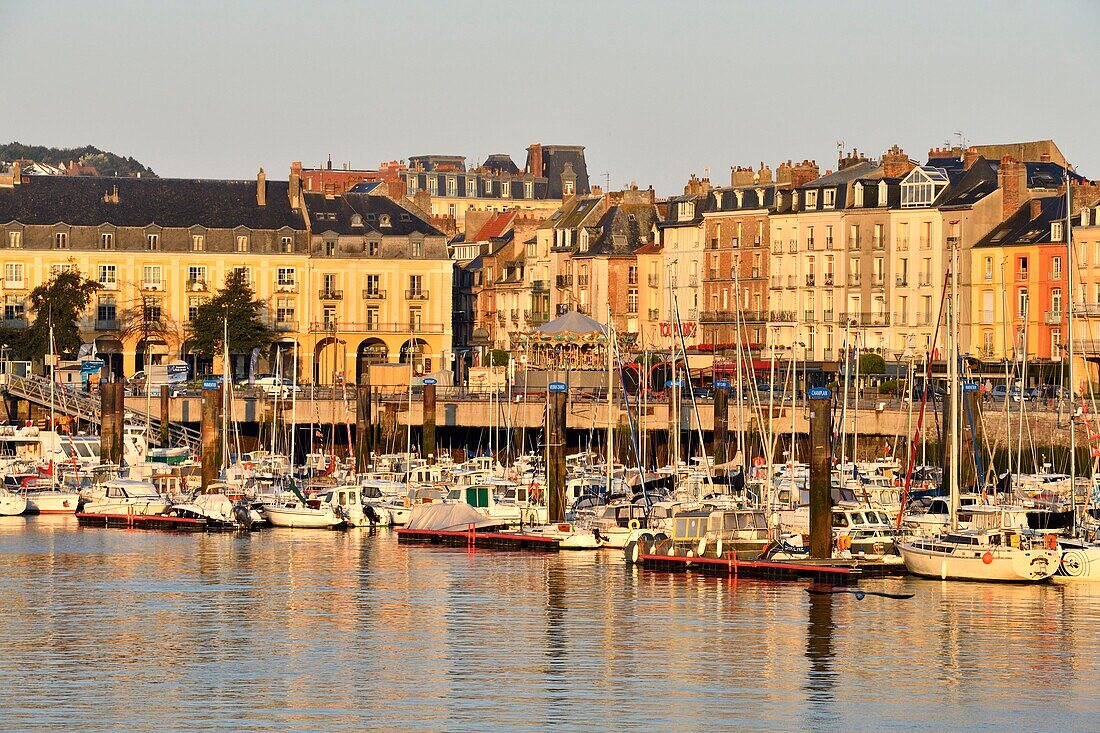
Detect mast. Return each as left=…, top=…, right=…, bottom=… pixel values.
left=1066, top=174, right=1077, bottom=535
left=605, top=305, right=615, bottom=495
left=290, top=343, right=297, bottom=472
left=949, top=235, right=961, bottom=529
left=48, top=318, right=56, bottom=433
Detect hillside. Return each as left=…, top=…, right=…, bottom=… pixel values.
left=0, top=142, right=156, bottom=177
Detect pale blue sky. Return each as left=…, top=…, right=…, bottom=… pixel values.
left=4, top=0, right=1098, bottom=194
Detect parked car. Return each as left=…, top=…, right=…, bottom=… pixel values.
left=249, top=376, right=302, bottom=399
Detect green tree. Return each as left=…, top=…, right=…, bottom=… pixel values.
left=859, top=352, right=886, bottom=375
left=488, top=348, right=510, bottom=366
left=188, top=269, right=272, bottom=357
left=19, top=270, right=99, bottom=361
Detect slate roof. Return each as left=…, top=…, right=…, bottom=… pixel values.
left=580, top=203, right=658, bottom=256
left=481, top=154, right=519, bottom=175
left=0, top=174, right=305, bottom=229
left=974, top=196, right=1067, bottom=248
left=936, top=158, right=999, bottom=209
left=707, top=185, right=777, bottom=212
left=304, top=191, right=443, bottom=237
left=542, top=196, right=603, bottom=231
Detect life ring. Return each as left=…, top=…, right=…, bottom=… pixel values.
left=628, top=519, right=641, bottom=531
left=1044, top=533, right=1059, bottom=551
left=837, top=535, right=852, bottom=551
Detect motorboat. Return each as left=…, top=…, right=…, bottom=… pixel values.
left=262, top=499, right=344, bottom=529
left=0, top=485, right=27, bottom=515
left=81, top=479, right=170, bottom=516
left=898, top=526, right=1059, bottom=582
left=167, top=493, right=248, bottom=530
left=624, top=507, right=771, bottom=564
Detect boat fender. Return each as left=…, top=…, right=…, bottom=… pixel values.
left=837, top=535, right=852, bottom=551
left=628, top=519, right=641, bottom=531
left=1044, top=533, right=1059, bottom=551
left=697, top=536, right=708, bottom=557
left=982, top=551, right=994, bottom=564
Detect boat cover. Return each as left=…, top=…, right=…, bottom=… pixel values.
left=405, top=503, right=505, bottom=532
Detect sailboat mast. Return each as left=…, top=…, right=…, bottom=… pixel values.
left=1066, top=175, right=1077, bottom=535
left=605, top=306, right=615, bottom=494
left=949, top=236, right=961, bottom=529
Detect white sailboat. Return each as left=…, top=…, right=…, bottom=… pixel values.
left=898, top=232, right=1059, bottom=581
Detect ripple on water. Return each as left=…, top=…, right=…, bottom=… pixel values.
left=0, top=516, right=1097, bottom=732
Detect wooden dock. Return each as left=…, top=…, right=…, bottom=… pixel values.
left=396, top=527, right=561, bottom=552
left=76, top=512, right=210, bottom=532
left=638, top=552, right=908, bottom=583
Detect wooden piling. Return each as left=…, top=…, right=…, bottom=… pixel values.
left=99, top=382, right=123, bottom=464
left=159, top=389, right=170, bottom=446
left=200, top=387, right=221, bottom=490
left=809, top=388, right=833, bottom=559
left=423, top=381, right=437, bottom=462
left=355, top=373, right=372, bottom=469
left=713, top=382, right=729, bottom=471
left=548, top=384, right=568, bottom=524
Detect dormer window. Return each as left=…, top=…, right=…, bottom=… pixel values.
left=379, top=214, right=391, bottom=228
left=735, top=190, right=744, bottom=207
left=775, top=192, right=784, bottom=209
left=407, top=175, right=418, bottom=194
left=677, top=201, right=695, bottom=220
left=501, top=181, right=511, bottom=198
left=484, top=179, right=493, bottom=195
left=350, top=214, right=363, bottom=227
left=446, top=177, right=457, bottom=196
left=466, top=178, right=477, bottom=197
left=823, top=189, right=836, bottom=209
left=901, top=166, right=949, bottom=207
left=804, top=190, right=818, bottom=209
left=853, top=183, right=864, bottom=208
left=1082, top=208, right=1091, bottom=227
left=756, top=188, right=765, bottom=206
left=523, top=181, right=534, bottom=199
left=1052, top=222, right=1064, bottom=242
left=878, top=181, right=888, bottom=205
left=400, top=213, right=412, bottom=222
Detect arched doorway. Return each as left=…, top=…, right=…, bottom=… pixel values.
left=356, top=338, right=388, bottom=384
left=399, top=337, right=430, bottom=376
left=314, top=336, right=347, bottom=385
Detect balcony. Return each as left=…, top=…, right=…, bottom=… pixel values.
left=528, top=311, right=550, bottom=326
left=787, top=275, right=797, bottom=288
left=847, top=237, right=860, bottom=251
left=803, top=310, right=816, bottom=323
left=917, top=313, right=932, bottom=326
left=689, top=274, right=698, bottom=286
left=768, top=310, right=796, bottom=323
left=308, top=321, right=445, bottom=334
left=273, top=319, right=298, bottom=332
left=685, top=308, right=699, bottom=320
left=1044, top=310, right=1064, bottom=325
left=95, top=319, right=118, bottom=331
left=825, top=237, right=834, bottom=250
left=805, top=274, right=816, bottom=286
left=510, top=309, right=519, bottom=322
left=750, top=267, right=761, bottom=278
left=788, top=240, right=798, bottom=254
left=895, top=275, right=908, bottom=287
left=3, top=280, right=25, bottom=290
left=918, top=274, right=932, bottom=287
left=701, top=310, right=732, bottom=323
left=822, top=309, right=834, bottom=322
left=979, top=347, right=997, bottom=359
left=532, top=279, right=548, bottom=293
left=770, top=277, right=782, bottom=290
left=979, top=310, right=995, bottom=325
left=919, top=238, right=931, bottom=251
left=187, top=279, right=208, bottom=293
left=708, top=268, right=720, bottom=280
left=823, top=276, right=835, bottom=287
left=871, top=274, right=885, bottom=288
left=319, top=289, right=343, bottom=300
left=405, top=289, right=429, bottom=300
left=275, top=281, right=297, bottom=293
left=647, top=274, right=659, bottom=287
left=838, top=312, right=891, bottom=326
left=897, top=239, right=909, bottom=251
left=3, top=317, right=28, bottom=330
left=556, top=275, right=573, bottom=289
left=771, top=241, right=782, bottom=255
left=1077, top=303, right=1100, bottom=317
left=578, top=275, right=589, bottom=287
left=806, top=237, right=815, bottom=251
left=847, top=273, right=861, bottom=287
left=872, top=238, right=885, bottom=251
left=1015, top=270, right=1029, bottom=281
left=1073, top=340, right=1100, bottom=355
left=648, top=308, right=660, bottom=320
left=141, top=281, right=164, bottom=292
left=1050, top=270, right=1063, bottom=281
left=577, top=304, right=591, bottom=315
left=362, top=289, right=387, bottom=300
left=742, top=310, right=766, bottom=322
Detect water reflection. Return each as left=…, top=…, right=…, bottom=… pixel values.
left=0, top=520, right=1098, bottom=731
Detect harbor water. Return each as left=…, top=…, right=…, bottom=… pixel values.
left=2, top=516, right=1098, bottom=732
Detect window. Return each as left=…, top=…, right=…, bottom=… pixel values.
left=146, top=233, right=159, bottom=251
left=277, top=267, right=296, bottom=287
left=853, top=184, right=864, bottom=207
left=187, top=296, right=207, bottom=322
left=484, top=180, right=493, bottom=195
left=50, top=263, right=74, bottom=277
left=407, top=175, right=418, bottom=194
left=628, top=265, right=638, bottom=285
left=804, top=190, right=818, bottom=209
left=501, top=181, right=511, bottom=198
left=466, top=178, right=477, bottom=197
left=8, top=231, right=21, bottom=248
left=1051, top=222, right=1063, bottom=242
left=380, top=214, right=391, bottom=228
left=188, top=265, right=207, bottom=289
left=408, top=306, right=423, bottom=332
left=101, top=232, right=114, bottom=250
left=523, top=181, right=533, bottom=199
left=365, top=274, right=381, bottom=296
left=325, top=240, right=336, bottom=256
left=231, top=266, right=252, bottom=284
left=142, top=265, right=162, bottom=288
left=411, top=240, right=422, bottom=258
left=1052, top=288, right=1063, bottom=315
left=678, top=201, right=695, bottom=220
left=55, top=232, right=68, bottom=249
left=368, top=241, right=380, bottom=257
left=823, top=189, right=836, bottom=208
left=281, top=236, right=294, bottom=253
left=366, top=306, right=380, bottom=330
left=627, top=289, right=638, bottom=314
left=3, top=295, right=24, bottom=322
left=1018, top=288, right=1029, bottom=317
left=143, top=297, right=163, bottom=323
left=276, top=298, right=295, bottom=324
left=984, top=256, right=993, bottom=280
left=97, top=295, right=116, bottom=325
left=427, top=176, right=438, bottom=195
left=3, top=262, right=23, bottom=287
left=408, top=274, right=423, bottom=297
left=1052, top=256, right=1062, bottom=279
left=236, top=235, right=250, bottom=253
left=97, top=264, right=117, bottom=288
left=446, top=177, right=457, bottom=196
left=323, top=273, right=338, bottom=295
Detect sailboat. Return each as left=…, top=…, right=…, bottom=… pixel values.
left=898, top=233, right=1059, bottom=581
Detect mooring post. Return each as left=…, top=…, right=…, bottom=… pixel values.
left=159, top=389, right=170, bottom=446
left=713, top=379, right=730, bottom=473
left=200, top=387, right=221, bottom=490
left=548, top=380, right=568, bottom=524
left=809, top=385, right=834, bottom=559
left=422, top=378, right=437, bottom=463
left=355, top=373, right=372, bottom=470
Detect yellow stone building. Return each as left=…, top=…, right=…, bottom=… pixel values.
left=0, top=169, right=452, bottom=384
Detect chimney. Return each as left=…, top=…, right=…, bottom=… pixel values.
left=731, top=165, right=755, bottom=187
left=1030, top=198, right=1042, bottom=220
left=757, top=162, right=772, bottom=184
left=791, top=160, right=820, bottom=188
left=963, top=147, right=980, bottom=171
left=256, top=167, right=267, bottom=206
left=776, top=161, right=792, bottom=186
left=526, top=144, right=544, bottom=178
left=326, top=154, right=333, bottom=171
left=289, top=161, right=302, bottom=209
left=102, top=185, right=119, bottom=204
left=881, top=145, right=916, bottom=179
left=998, top=156, right=1027, bottom=221
left=838, top=148, right=869, bottom=171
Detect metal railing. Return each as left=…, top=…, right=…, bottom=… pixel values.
left=307, top=321, right=444, bottom=333
left=405, top=289, right=429, bottom=300
left=362, top=289, right=387, bottom=300
left=1044, top=310, right=1064, bottom=325
left=319, top=289, right=343, bottom=300
left=647, top=274, right=659, bottom=287
left=4, top=373, right=200, bottom=451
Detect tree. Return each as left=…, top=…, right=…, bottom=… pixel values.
left=19, top=270, right=99, bottom=361
left=119, top=291, right=182, bottom=364
left=188, top=269, right=272, bottom=357
left=859, top=352, right=886, bottom=375
left=488, top=348, right=510, bottom=366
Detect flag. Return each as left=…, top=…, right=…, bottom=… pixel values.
left=248, top=347, right=260, bottom=386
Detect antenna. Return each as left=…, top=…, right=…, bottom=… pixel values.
left=954, top=131, right=967, bottom=150
left=836, top=140, right=844, bottom=156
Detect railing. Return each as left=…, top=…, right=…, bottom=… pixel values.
left=805, top=275, right=816, bottom=286
left=648, top=308, right=659, bottom=320
left=275, top=281, right=297, bottom=292
left=141, top=282, right=164, bottom=292
left=919, top=238, right=931, bottom=250
left=768, top=310, right=796, bottom=322
left=1050, top=270, right=1063, bottom=281
left=689, top=275, right=698, bottom=286
left=510, top=309, right=519, bottom=322
left=803, top=310, right=816, bottom=323
left=272, top=319, right=298, bottom=332
left=919, top=274, right=932, bottom=287
left=556, top=275, right=573, bottom=288
left=897, top=239, right=909, bottom=251
left=980, top=347, right=997, bottom=359
left=308, top=321, right=445, bottom=334
left=95, top=319, right=118, bottom=331
left=871, top=274, right=885, bottom=287
left=701, top=310, right=733, bottom=322
left=771, top=242, right=782, bottom=255
left=822, top=309, right=834, bottom=322
left=1044, top=310, right=1064, bottom=325
left=685, top=308, right=699, bottom=320
left=532, top=280, right=548, bottom=293
left=847, top=273, right=861, bottom=286
left=1072, top=340, right=1100, bottom=354
left=979, top=310, right=994, bottom=325
left=750, top=267, right=761, bottom=278
left=578, top=275, right=589, bottom=286
left=1077, top=303, right=1100, bottom=317
left=528, top=311, right=550, bottom=326
left=895, top=276, right=908, bottom=286
left=647, top=274, right=659, bottom=287
left=917, top=313, right=932, bottom=326
left=787, top=275, right=797, bottom=288
left=405, top=289, right=429, bottom=300
left=770, top=277, right=782, bottom=289
left=788, top=240, right=797, bottom=253
left=825, top=237, right=834, bottom=250
left=824, top=277, right=834, bottom=287
left=838, top=312, right=891, bottom=326
left=362, top=289, right=387, bottom=300
left=848, top=237, right=860, bottom=251
left=872, top=238, right=885, bottom=251
left=4, top=373, right=200, bottom=451
left=1015, top=270, right=1029, bottom=281
left=806, top=237, right=815, bottom=251
left=187, top=279, right=208, bottom=292
left=708, top=268, right=720, bottom=280
left=3, top=318, right=28, bottom=330
left=319, top=289, right=343, bottom=300
left=3, top=280, right=25, bottom=290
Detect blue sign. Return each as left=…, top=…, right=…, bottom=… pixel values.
left=665, top=380, right=683, bottom=388
left=202, top=379, right=220, bottom=390
left=808, top=387, right=832, bottom=400
left=422, top=377, right=437, bottom=386
left=714, top=380, right=730, bottom=389
left=548, top=381, right=567, bottom=393
left=80, top=359, right=105, bottom=374
left=963, top=382, right=979, bottom=393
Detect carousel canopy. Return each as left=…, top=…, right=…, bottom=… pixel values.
left=532, top=310, right=607, bottom=336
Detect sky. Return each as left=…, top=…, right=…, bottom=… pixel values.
left=4, top=0, right=1099, bottom=195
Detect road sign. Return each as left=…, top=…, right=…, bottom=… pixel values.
left=548, top=381, right=567, bottom=393
left=714, top=380, right=730, bottom=389
left=202, top=379, right=220, bottom=390
left=808, top=387, right=832, bottom=400
left=962, top=382, right=979, bottom=392
left=422, top=377, right=437, bottom=386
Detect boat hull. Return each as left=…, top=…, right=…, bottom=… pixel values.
left=82, top=500, right=171, bottom=517
left=1054, top=544, right=1100, bottom=581
left=263, top=506, right=343, bottom=529
left=25, top=491, right=80, bottom=514
left=898, top=542, right=1058, bottom=582
left=0, top=494, right=28, bottom=516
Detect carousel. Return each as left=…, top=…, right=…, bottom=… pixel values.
left=517, top=311, right=609, bottom=371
